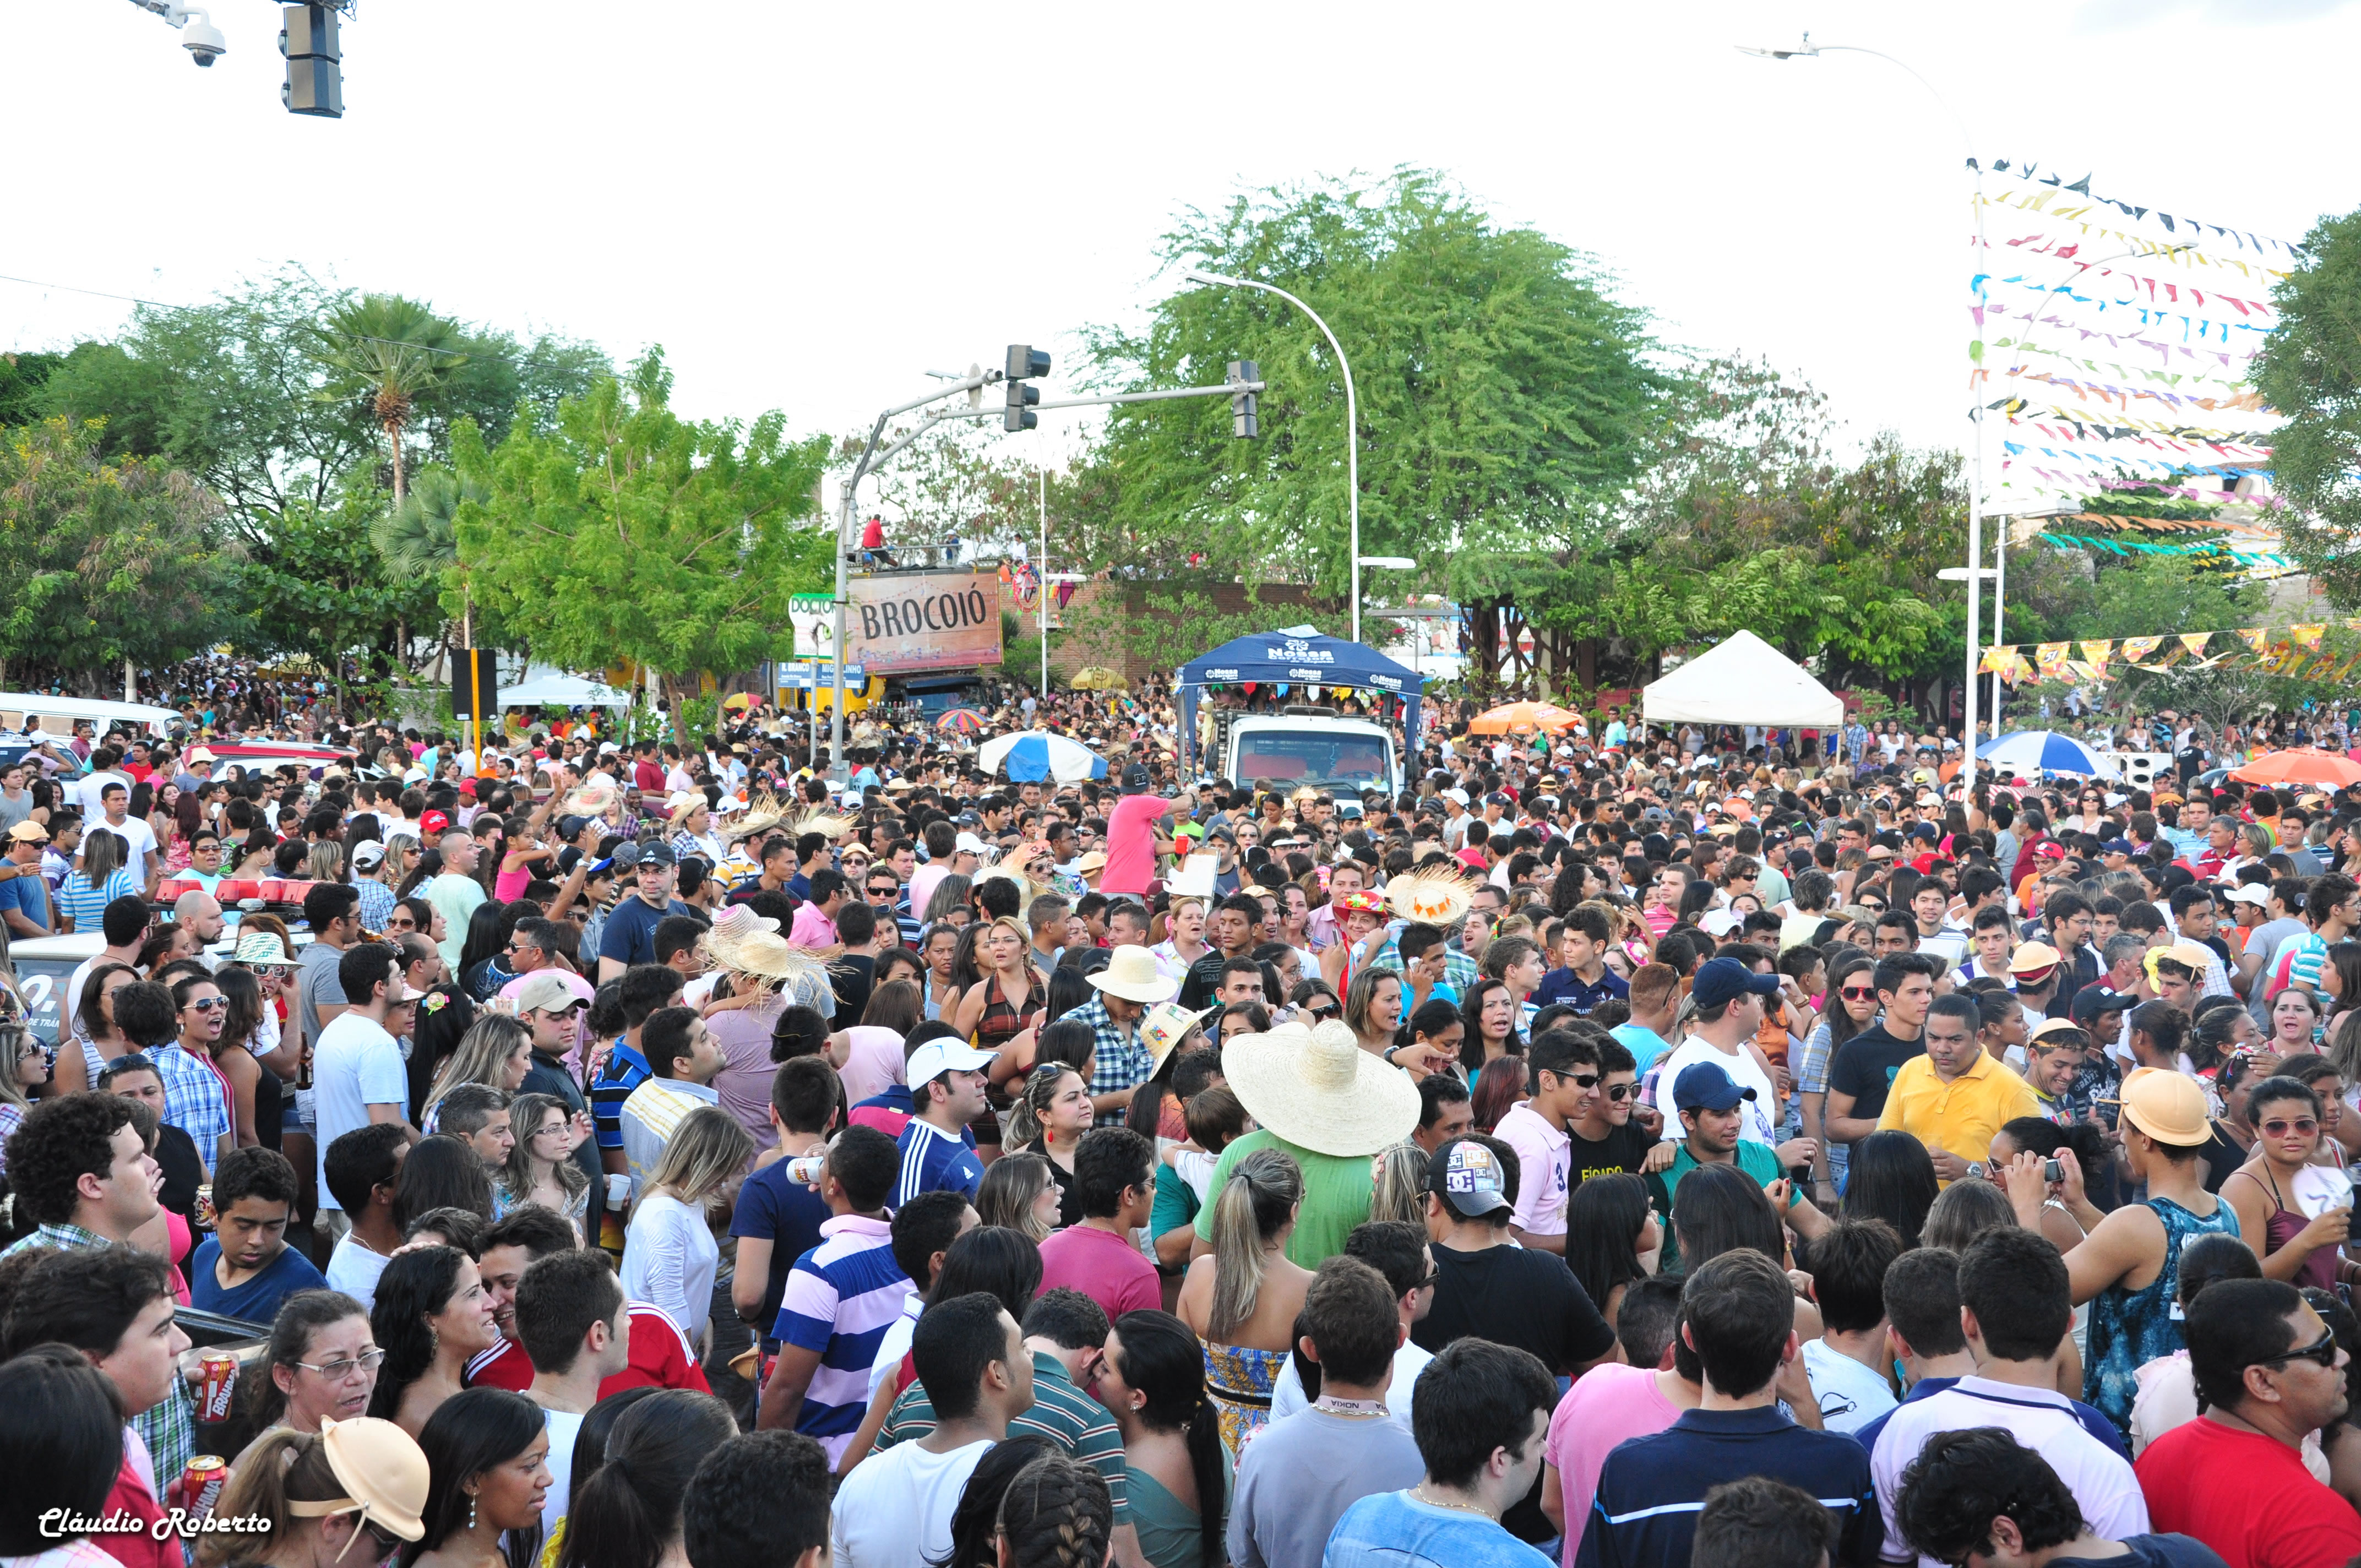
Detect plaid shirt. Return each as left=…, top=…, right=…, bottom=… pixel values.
left=1, top=1222, right=196, bottom=1485
left=149, top=1042, right=232, bottom=1166
left=354, top=876, right=398, bottom=932
left=1069, top=997, right=1153, bottom=1127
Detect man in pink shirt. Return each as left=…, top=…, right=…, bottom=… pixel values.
left=1100, top=765, right=1171, bottom=899
left=1541, top=1276, right=1698, bottom=1564
left=1493, top=1029, right=1598, bottom=1256
left=1035, top=1126, right=1160, bottom=1320
left=788, top=869, right=847, bottom=948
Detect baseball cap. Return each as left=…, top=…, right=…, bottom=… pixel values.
left=514, top=972, right=587, bottom=1015
left=2101, top=838, right=2135, bottom=857
left=2223, top=883, right=2271, bottom=907
left=1483, top=792, right=1511, bottom=807
left=905, top=1039, right=997, bottom=1088
left=635, top=839, right=677, bottom=869
left=1672, top=1060, right=1758, bottom=1113
left=419, top=809, right=451, bottom=837
left=1121, top=761, right=1151, bottom=796
left=558, top=815, right=591, bottom=841
left=1424, top=1139, right=1511, bottom=1219
left=1690, top=956, right=1780, bottom=1011
left=2069, top=985, right=2135, bottom=1026
left=2032, top=841, right=2066, bottom=862
left=350, top=841, right=386, bottom=870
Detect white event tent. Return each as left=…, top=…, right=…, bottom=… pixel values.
left=1641, top=629, right=1843, bottom=728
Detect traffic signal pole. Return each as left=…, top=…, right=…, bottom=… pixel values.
left=825, top=358, right=1263, bottom=784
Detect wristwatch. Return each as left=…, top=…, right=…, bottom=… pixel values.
left=1965, top=1161, right=1989, bottom=1180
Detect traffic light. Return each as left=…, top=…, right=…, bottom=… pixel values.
left=1228, top=360, right=1259, bottom=439
left=280, top=4, right=342, bottom=118
left=1004, top=344, right=1050, bottom=432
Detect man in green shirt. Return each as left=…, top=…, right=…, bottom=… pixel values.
left=1650, top=1060, right=1831, bottom=1276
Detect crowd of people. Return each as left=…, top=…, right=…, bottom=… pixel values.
left=4, top=691, right=2361, bottom=1568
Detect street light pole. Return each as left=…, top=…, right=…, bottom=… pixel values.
left=1183, top=271, right=1364, bottom=644
left=1739, top=34, right=1987, bottom=761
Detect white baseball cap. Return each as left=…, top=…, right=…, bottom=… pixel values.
left=905, top=1039, right=997, bottom=1087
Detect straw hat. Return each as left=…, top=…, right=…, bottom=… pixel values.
left=1139, top=1001, right=1216, bottom=1069
left=726, top=930, right=834, bottom=989
left=1087, top=945, right=1179, bottom=1005
left=703, top=903, right=783, bottom=969
left=1222, top=1019, right=1420, bottom=1158
left=563, top=777, right=618, bottom=815
left=666, top=791, right=707, bottom=824
left=286, top=1416, right=429, bottom=1543
left=231, top=930, right=299, bottom=967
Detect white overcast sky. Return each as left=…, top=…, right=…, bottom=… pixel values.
left=8, top=0, right=2358, bottom=479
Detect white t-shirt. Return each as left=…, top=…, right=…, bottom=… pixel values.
left=94, top=813, right=158, bottom=875
left=1655, top=1035, right=1781, bottom=1145
left=1270, top=1336, right=1432, bottom=1434
left=324, top=1232, right=390, bottom=1312
left=1802, top=1338, right=1897, bottom=1435
left=311, top=1012, right=409, bottom=1211
left=540, top=1409, right=585, bottom=1536
left=829, top=1438, right=990, bottom=1568
left=868, top=1294, right=923, bottom=1398
left=75, top=771, right=129, bottom=820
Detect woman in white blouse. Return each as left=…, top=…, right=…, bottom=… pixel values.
left=619, top=1105, right=754, bottom=1352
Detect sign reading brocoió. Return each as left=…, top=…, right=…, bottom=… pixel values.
left=793, top=573, right=1002, bottom=676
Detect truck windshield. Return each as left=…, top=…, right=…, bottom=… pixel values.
left=1233, top=733, right=1392, bottom=791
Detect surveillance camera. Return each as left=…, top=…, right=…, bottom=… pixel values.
left=173, top=6, right=226, bottom=66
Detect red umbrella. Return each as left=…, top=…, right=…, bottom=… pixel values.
left=2229, top=749, right=2361, bottom=788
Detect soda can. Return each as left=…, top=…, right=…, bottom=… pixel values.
left=784, top=1156, right=826, bottom=1186
left=181, top=1456, right=227, bottom=1520
left=193, top=1184, right=216, bottom=1231
left=199, top=1352, right=237, bottom=1423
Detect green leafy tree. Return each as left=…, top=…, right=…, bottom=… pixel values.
left=309, top=293, right=469, bottom=503
left=232, top=481, right=443, bottom=704
left=2250, top=206, right=2361, bottom=606
left=1080, top=170, right=1668, bottom=603
left=0, top=418, right=239, bottom=689
left=452, top=349, right=832, bottom=710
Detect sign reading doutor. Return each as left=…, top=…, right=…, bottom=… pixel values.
left=842, top=572, right=1002, bottom=675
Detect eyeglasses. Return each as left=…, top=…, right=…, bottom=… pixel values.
left=2262, top=1118, right=2321, bottom=1137
left=294, top=1348, right=387, bottom=1380
left=187, top=997, right=229, bottom=1012
left=2251, top=1327, right=2341, bottom=1371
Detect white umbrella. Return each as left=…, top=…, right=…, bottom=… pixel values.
left=1977, top=731, right=2114, bottom=778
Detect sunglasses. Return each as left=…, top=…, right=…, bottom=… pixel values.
left=1304, top=1003, right=1341, bottom=1019
left=2262, top=1118, right=2321, bottom=1137
left=187, top=997, right=229, bottom=1012
left=2253, top=1327, right=2341, bottom=1371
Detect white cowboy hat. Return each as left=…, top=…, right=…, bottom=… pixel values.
left=1088, top=945, right=1179, bottom=1006
left=1222, top=1019, right=1420, bottom=1158
left=703, top=903, right=783, bottom=971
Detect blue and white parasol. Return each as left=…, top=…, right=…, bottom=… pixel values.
left=1976, top=730, right=2113, bottom=778
left=976, top=731, right=1109, bottom=783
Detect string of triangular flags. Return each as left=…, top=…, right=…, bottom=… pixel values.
left=1978, top=623, right=2358, bottom=685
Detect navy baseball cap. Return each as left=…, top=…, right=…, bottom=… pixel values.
left=1673, top=1061, right=1757, bottom=1114
left=1691, top=956, right=1780, bottom=1011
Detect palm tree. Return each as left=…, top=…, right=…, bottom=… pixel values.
left=312, top=294, right=467, bottom=503
left=373, top=464, right=485, bottom=662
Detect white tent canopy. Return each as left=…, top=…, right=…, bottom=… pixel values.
left=497, top=674, right=632, bottom=710
left=1641, top=630, right=1843, bottom=728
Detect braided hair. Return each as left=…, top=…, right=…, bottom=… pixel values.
left=992, top=1452, right=1113, bottom=1568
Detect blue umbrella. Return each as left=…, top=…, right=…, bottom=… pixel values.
left=1977, top=730, right=2113, bottom=778
left=976, top=731, right=1109, bottom=783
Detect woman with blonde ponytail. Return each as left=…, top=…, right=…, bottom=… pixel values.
left=1173, top=1147, right=1309, bottom=1453
left=1097, top=1311, right=1232, bottom=1568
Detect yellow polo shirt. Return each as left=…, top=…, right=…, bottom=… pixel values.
left=1876, top=1049, right=2042, bottom=1174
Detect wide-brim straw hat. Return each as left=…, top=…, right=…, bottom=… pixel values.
left=725, top=930, right=835, bottom=987
left=564, top=778, right=619, bottom=815
left=1088, top=945, right=1178, bottom=1005
left=1222, top=1020, right=1420, bottom=1158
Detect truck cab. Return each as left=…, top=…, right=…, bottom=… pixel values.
left=1216, top=706, right=1399, bottom=797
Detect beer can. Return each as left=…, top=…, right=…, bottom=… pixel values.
left=181, top=1456, right=227, bottom=1520
left=193, top=1184, right=216, bottom=1231
left=199, top=1352, right=237, bottom=1423
left=784, top=1156, right=826, bottom=1186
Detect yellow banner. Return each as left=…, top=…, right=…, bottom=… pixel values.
left=2079, top=640, right=2112, bottom=676
left=2238, top=627, right=2270, bottom=654
left=2120, top=635, right=2163, bottom=664
left=2036, top=643, right=2071, bottom=679
left=2293, top=624, right=2327, bottom=650
left=2179, top=633, right=2215, bottom=659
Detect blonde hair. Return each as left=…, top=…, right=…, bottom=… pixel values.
left=1206, top=1147, right=1302, bottom=1342
left=980, top=914, right=1037, bottom=974
left=424, top=1015, right=531, bottom=1117
left=1367, top=1141, right=1428, bottom=1226
left=193, top=1428, right=352, bottom=1567
left=647, top=1104, right=755, bottom=1203
left=977, top=1151, right=1056, bottom=1243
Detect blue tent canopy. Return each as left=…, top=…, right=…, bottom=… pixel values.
left=1174, top=627, right=1424, bottom=775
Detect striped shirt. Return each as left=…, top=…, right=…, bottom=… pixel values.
left=892, top=1117, right=983, bottom=1212
left=589, top=1037, right=651, bottom=1151
left=772, top=1214, right=912, bottom=1464
left=619, top=1076, right=719, bottom=1199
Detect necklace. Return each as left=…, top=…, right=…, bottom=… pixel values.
left=1412, top=1485, right=1499, bottom=1521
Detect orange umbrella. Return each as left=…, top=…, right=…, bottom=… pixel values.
left=1466, top=701, right=1582, bottom=735
left=2230, top=749, right=2361, bottom=788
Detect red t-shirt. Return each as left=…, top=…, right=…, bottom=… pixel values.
left=95, top=1442, right=173, bottom=1568
left=633, top=760, right=666, bottom=792
left=1101, top=794, right=1170, bottom=898
left=466, top=1302, right=711, bottom=1398
left=2137, top=1415, right=2361, bottom=1568
left=1036, top=1221, right=1161, bottom=1321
